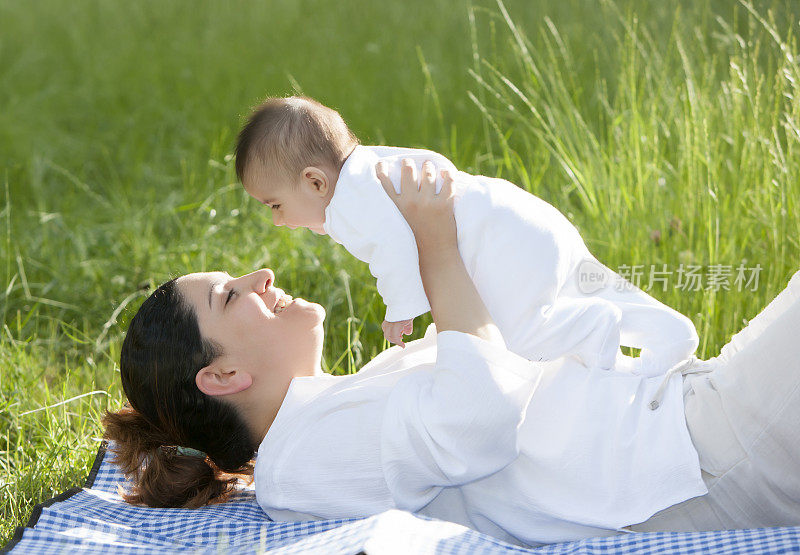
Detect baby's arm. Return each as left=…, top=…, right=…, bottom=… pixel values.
left=325, top=149, right=459, bottom=324
left=382, top=318, right=414, bottom=348
left=325, top=171, right=430, bottom=322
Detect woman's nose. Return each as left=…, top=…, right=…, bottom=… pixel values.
left=256, top=269, right=275, bottom=292
left=233, top=269, right=274, bottom=293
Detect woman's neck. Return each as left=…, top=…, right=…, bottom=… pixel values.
left=247, top=363, right=324, bottom=447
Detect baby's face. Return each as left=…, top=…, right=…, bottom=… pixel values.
left=243, top=163, right=329, bottom=235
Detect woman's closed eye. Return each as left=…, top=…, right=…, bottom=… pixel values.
left=225, top=289, right=237, bottom=307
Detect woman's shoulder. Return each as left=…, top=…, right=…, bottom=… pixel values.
left=256, top=340, right=437, bottom=457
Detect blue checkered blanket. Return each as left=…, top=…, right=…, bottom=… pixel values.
left=4, top=440, right=799, bottom=554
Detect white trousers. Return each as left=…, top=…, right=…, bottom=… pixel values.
left=629, top=270, right=800, bottom=532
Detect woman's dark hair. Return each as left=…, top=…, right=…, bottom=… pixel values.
left=102, top=279, right=256, bottom=508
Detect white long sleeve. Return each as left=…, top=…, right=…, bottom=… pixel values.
left=324, top=146, right=457, bottom=322
left=380, top=331, right=542, bottom=511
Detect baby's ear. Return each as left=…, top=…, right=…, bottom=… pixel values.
left=301, top=166, right=331, bottom=195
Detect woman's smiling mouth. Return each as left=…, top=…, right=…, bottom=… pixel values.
left=274, top=293, right=293, bottom=314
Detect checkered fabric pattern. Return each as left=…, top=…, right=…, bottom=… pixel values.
left=4, top=440, right=799, bottom=554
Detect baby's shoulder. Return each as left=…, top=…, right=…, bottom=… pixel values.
left=368, top=145, right=458, bottom=170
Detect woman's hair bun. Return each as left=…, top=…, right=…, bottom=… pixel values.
left=102, top=405, right=252, bottom=508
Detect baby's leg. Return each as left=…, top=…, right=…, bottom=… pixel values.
left=591, top=273, right=699, bottom=376
left=509, top=297, right=622, bottom=370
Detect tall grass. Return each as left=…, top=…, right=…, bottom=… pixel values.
left=466, top=0, right=799, bottom=354
left=1, top=0, right=799, bottom=544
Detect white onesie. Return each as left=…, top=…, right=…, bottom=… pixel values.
left=323, top=145, right=699, bottom=376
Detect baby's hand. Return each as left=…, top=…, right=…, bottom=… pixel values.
left=382, top=318, right=414, bottom=348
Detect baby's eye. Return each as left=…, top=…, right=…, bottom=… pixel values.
left=271, top=204, right=281, bottom=210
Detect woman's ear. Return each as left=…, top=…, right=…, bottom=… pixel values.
left=195, top=364, right=253, bottom=396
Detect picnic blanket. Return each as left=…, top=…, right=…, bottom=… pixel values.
left=4, top=440, right=800, bottom=554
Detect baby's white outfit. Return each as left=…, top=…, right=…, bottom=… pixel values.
left=323, top=145, right=699, bottom=377
left=254, top=324, right=707, bottom=547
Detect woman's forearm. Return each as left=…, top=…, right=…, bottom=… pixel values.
left=415, top=230, right=504, bottom=345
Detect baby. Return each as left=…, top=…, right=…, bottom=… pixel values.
left=234, top=95, right=698, bottom=376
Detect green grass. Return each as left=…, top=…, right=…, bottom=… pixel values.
left=1, top=0, right=799, bottom=545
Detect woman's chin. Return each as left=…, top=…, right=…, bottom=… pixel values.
left=293, top=297, right=326, bottom=320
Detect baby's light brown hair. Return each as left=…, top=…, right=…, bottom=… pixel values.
left=235, top=96, right=359, bottom=187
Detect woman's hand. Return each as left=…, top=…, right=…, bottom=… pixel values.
left=376, top=158, right=457, bottom=248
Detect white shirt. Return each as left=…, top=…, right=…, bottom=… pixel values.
left=254, top=325, right=708, bottom=547
left=323, top=145, right=699, bottom=377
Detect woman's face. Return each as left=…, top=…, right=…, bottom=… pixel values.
left=177, top=269, right=326, bottom=397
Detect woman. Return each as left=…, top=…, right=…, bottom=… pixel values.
left=103, top=166, right=800, bottom=547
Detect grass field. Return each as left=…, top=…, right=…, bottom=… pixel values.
left=1, top=0, right=799, bottom=544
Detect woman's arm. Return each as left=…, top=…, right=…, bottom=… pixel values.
left=375, top=159, right=544, bottom=505
left=375, top=159, right=505, bottom=346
